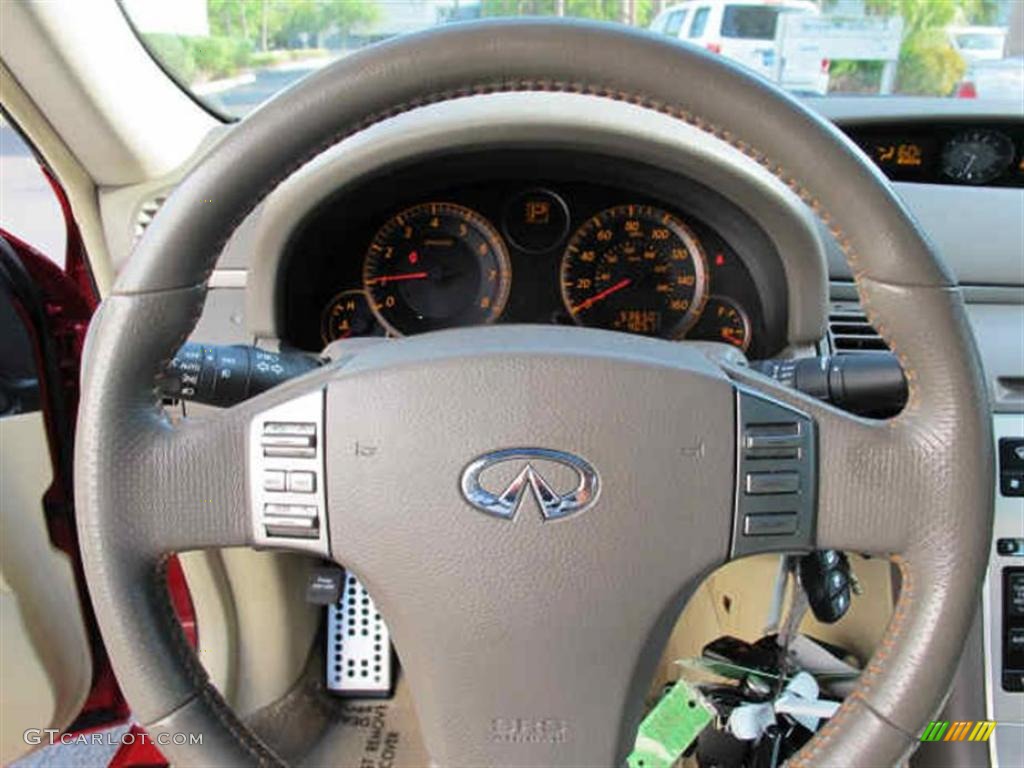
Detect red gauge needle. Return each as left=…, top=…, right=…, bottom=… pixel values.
left=571, top=278, right=632, bottom=313
left=367, top=271, right=429, bottom=285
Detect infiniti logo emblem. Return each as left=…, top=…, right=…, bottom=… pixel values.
left=460, top=448, right=600, bottom=521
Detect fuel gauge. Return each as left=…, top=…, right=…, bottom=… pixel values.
left=320, top=289, right=384, bottom=344
left=688, top=295, right=752, bottom=352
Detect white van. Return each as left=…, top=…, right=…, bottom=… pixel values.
left=947, top=25, right=1007, bottom=63
left=651, top=0, right=830, bottom=95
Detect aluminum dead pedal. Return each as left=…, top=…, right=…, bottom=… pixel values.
left=327, top=572, right=393, bottom=697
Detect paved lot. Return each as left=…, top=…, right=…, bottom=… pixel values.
left=206, top=61, right=330, bottom=118
left=12, top=725, right=129, bottom=767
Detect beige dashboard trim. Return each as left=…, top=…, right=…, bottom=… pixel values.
left=209, top=269, right=247, bottom=289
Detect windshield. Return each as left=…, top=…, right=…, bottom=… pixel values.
left=122, top=0, right=1024, bottom=118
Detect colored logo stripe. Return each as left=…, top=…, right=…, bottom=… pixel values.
left=921, top=721, right=949, bottom=741
left=968, top=721, right=997, bottom=742
left=944, top=721, right=972, bottom=741
left=920, top=721, right=996, bottom=742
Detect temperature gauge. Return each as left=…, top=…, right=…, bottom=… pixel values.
left=320, top=290, right=384, bottom=344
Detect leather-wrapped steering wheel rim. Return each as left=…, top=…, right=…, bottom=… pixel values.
left=76, top=19, right=993, bottom=767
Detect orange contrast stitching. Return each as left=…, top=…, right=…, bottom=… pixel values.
left=145, top=80, right=930, bottom=765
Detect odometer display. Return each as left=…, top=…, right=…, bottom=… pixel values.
left=560, top=205, right=708, bottom=338
left=363, top=202, right=511, bottom=336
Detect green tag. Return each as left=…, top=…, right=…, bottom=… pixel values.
left=627, top=680, right=715, bottom=768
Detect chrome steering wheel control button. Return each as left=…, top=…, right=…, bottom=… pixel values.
left=744, top=472, right=800, bottom=495
left=262, top=430, right=316, bottom=458
left=743, top=424, right=804, bottom=459
left=743, top=512, right=798, bottom=536
left=287, top=470, right=317, bottom=493
left=264, top=516, right=318, bottom=539
left=732, top=390, right=816, bottom=557
left=264, top=421, right=317, bottom=435
left=263, top=470, right=286, bottom=492
left=249, top=390, right=329, bottom=556
left=264, top=503, right=317, bottom=518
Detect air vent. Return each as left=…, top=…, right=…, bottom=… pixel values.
left=828, top=301, right=888, bottom=354
left=133, top=194, right=167, bottom=244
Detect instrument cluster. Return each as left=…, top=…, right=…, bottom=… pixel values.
left=284, top=156, right=784, bottom=359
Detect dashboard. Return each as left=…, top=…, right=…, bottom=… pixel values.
left=282, top=152, right=788, bottom=359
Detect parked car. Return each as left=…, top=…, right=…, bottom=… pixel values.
left=650, top=0, right=829, bottom=95
left=956, top=55, right=1024, bottom=100
left=948, top=25, right=1008, bottom=62
left=954, top=54, right=1024, bottom=101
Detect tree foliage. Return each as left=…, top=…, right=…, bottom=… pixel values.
left=146, top=33, right=252, bottom=82
left=480, top=0, right=656, bottom=27
left=209, top=0, right=379, bottom=50
left=826, top=0, right=998, bottom=95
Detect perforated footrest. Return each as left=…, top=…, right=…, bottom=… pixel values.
left=326, top=572, right=393, bottom=697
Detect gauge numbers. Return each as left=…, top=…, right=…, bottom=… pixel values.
left=560, top=205, right=709, bottom=339
left=363, top=202, right=511, bottom=336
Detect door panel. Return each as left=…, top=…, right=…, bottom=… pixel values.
left=0, top=244, right=93, bottom=762
left=0, top=411, right=92, bottom=764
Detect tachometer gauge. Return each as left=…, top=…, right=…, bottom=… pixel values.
left=363, top=202, right=511, bottom=336
left=320, top=289, right=384, bottom=344
left=560, top=205, right=708, bottom=338
left=688, top=295, right=752, bottom=352
left=941, top=129, right=1015, bottom=185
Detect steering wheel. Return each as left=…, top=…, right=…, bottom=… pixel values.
left=76, top=20, right=993, bottom=767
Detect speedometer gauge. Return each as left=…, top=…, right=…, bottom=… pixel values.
left=363, top=202, right=511, bottom=336
left=560, top=205, right=708, bottom=339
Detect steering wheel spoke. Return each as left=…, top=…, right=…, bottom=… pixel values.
left=88, top=365, right=337, bottom=559
left=136, top=414, right=252, bottom=555
left=723, top=364, right=915, bottom=558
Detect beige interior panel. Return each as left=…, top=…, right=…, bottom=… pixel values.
left=218, top=549, right=321, bottom=716
left=0, top=578, right=57, bottom=764
left=178, top=550, right=238, bottom=704
left=0, top=413, right=91, bottom=763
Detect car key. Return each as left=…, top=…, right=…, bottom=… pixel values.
left=798, top=550, right=853, bottom=624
